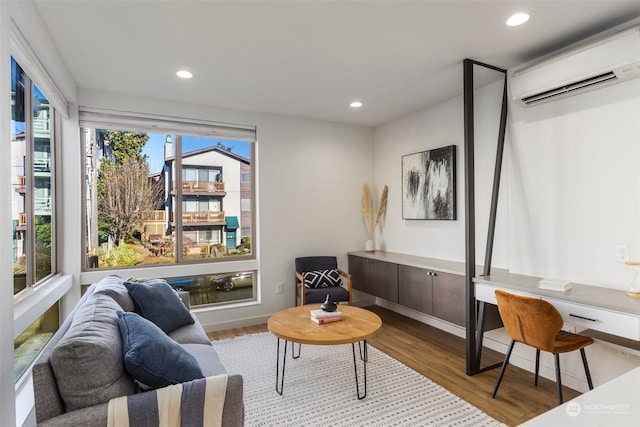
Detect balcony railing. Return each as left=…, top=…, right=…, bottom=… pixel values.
left=18, top=213, right=26, bottom=226
left=175, top=211, right=225, bottom=224
left=141, top=210, right=166, bottom=222
left=174, top=181, right=225, bottom=193
left=34, top=158, right=50, bottom=172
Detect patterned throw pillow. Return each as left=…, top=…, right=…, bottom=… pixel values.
left=303, top=269, right=342, bottom=288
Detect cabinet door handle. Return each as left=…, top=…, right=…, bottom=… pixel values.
left=432, top=272, right=438, bottom=277
left=569, top=313, right=599, bottom=323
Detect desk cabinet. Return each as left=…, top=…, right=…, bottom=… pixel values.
left=432, top=271, right=466, bottom=326
left=348, top=255, right=398, bottom=303
left=349, top=252, right=466, bottom=326
left=398, top=265, right=433, bottom=315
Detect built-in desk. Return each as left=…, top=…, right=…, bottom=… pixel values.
left=474, top=272, right=640, bottom=350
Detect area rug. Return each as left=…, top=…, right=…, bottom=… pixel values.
left=212, top=332, right=505, bottom=426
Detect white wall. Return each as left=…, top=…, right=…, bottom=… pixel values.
left=374, top=78, right=509, bottom=267
left=374, top=71, right=640, bottom=390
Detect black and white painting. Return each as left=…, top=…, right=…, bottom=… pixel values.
left=402, top=145, right=456, bottom=220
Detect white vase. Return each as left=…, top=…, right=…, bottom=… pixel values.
left=365, top=239, right=375, bottom=252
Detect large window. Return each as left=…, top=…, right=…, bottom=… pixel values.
left=81, top=110, right=256, bottom=306
left=11, top=57, right=56, bottom=294
left=10, top=55, right=61, bottom=385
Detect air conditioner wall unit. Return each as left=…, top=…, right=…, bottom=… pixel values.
left=510, top=25, right=640, bottom=106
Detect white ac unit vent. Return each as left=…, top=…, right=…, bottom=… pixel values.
left=510, top=25, right=640, bottom=106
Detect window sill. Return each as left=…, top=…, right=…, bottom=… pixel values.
left=14, top=274, right=72, bottom=340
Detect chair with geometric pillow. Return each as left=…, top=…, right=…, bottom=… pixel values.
left=294, top=256, right=352, bottom=306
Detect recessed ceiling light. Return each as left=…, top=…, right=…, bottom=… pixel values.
left=506, top=12, right=530, bottom=27
left=350, top=101, right=363, bottom=108
left=176, top=70, right=193, bottom=79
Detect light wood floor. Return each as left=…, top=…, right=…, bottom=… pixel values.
left=208, top=305, right=581, bottom=426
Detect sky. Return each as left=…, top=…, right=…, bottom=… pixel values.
left=143, top=133, right=251, bottom=173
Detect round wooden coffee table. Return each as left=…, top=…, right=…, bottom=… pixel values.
left=268, top=304, right=382, bottom=399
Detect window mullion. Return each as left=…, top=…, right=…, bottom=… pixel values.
left=175, top=135, right=183, bottom=263
left=24, top=77, right=34, bottom=288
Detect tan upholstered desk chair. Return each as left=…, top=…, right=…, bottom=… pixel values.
left=492, top=289, right=594, bottom=405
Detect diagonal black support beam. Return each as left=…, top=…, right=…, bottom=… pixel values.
left=464, top=59, right=508, bottom=376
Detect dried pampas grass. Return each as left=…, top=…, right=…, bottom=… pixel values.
left=362, top=184, right=388, bottom=239
left=362, top=184, right=373, bottom=237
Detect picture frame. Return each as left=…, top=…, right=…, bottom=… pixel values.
left=402, top=145, right=456, bottom=220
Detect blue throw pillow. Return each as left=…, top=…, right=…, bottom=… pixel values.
left=303, top=269, right=342, bottom=288
left=117, top=311, right=203, bottom=389
left=124, top=280, right=194, bottom=334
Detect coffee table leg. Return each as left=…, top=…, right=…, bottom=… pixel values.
left=275, top=338, right=288, bottom=395
left=291, top=341, right=301, bottom=359
left=351, top=340, right=368, bottom=399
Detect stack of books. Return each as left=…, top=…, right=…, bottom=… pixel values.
left=310, top=309, right=343, bottom=324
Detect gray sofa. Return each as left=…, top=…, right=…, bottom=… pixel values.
left=32, top=275, right=243, bottom=426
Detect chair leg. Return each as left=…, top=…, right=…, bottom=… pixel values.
left=580, top=348, right=594, bottom=390
left=535, top=349, right=540, bottom=386
left=554, top=353, right=563, bottom=405
left=492, top=340, right=515, bottom=398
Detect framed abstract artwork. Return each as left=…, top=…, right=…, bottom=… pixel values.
left=402, top=145, right=456, bottom=220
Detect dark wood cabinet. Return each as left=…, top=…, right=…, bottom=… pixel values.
left=398, top=265, right=433, bottom=315
left=348, top=254, right=398, bottom=303
left=349, top=252, right=467, bottom=327
left=431, top=271, right=466, bottom=326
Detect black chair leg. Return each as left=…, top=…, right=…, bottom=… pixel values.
left=580, top=348, right=594, bottom=390
left=554, top=353, right=563, bottom=405
left=534, top=349, right=540, bottom=386
left=492, top=340, right=515, bottom=398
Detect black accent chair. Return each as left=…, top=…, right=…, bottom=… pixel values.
left=294, top=256, right=352, bottom=306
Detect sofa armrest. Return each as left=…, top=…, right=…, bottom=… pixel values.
left=222, top=374, right=244, bottom=427
left=36, top=375, right=243, bottom=427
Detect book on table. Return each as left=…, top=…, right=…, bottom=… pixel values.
left=310, top=309, right=343, bottom=319
left=310, top=315, right=343, bottom=324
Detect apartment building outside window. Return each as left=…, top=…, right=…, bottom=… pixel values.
left=80, top=109, right=257, bottom=307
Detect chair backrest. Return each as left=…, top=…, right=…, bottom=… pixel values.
left=295, top=256, right=338, bottom=273
left=494, top=290, right=564, bottom=353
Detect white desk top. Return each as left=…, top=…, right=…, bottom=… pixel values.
left=520, top=367, right=640, bottom=426
left=474, top=271, right=640, bottom=317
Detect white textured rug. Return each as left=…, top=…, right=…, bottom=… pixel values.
left=212, top=332, right=505, bottom=426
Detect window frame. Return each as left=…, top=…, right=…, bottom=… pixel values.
left=11, top=57, right=59, bottom=294
left=78, top=108, right=259, bottom=307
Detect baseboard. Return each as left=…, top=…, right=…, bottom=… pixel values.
left=201, top=314, right=272, bottom=333
left=375, top=299, right=466, bottom=339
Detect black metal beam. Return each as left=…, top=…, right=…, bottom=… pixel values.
left=463, top=59, right=476, bottom=376
left=464, top=58, right=508, bottom=376
left=483, top=77, right=509, bottom=277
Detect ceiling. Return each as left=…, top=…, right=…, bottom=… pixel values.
left=30, top=0, right=640, bottom=127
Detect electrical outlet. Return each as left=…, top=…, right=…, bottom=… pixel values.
left=276, top=283, right=283, bottom=294
left=616, top=245, right=630, bottom=263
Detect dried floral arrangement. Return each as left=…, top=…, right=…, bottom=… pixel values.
left=362, top=184, right=388, bottom=240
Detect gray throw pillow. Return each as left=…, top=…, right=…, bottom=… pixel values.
left=124, top=279, right=194, bottom=333
left=50, top=294, right=136, bottom=411
left=117, top=311, right=204, bottom=389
